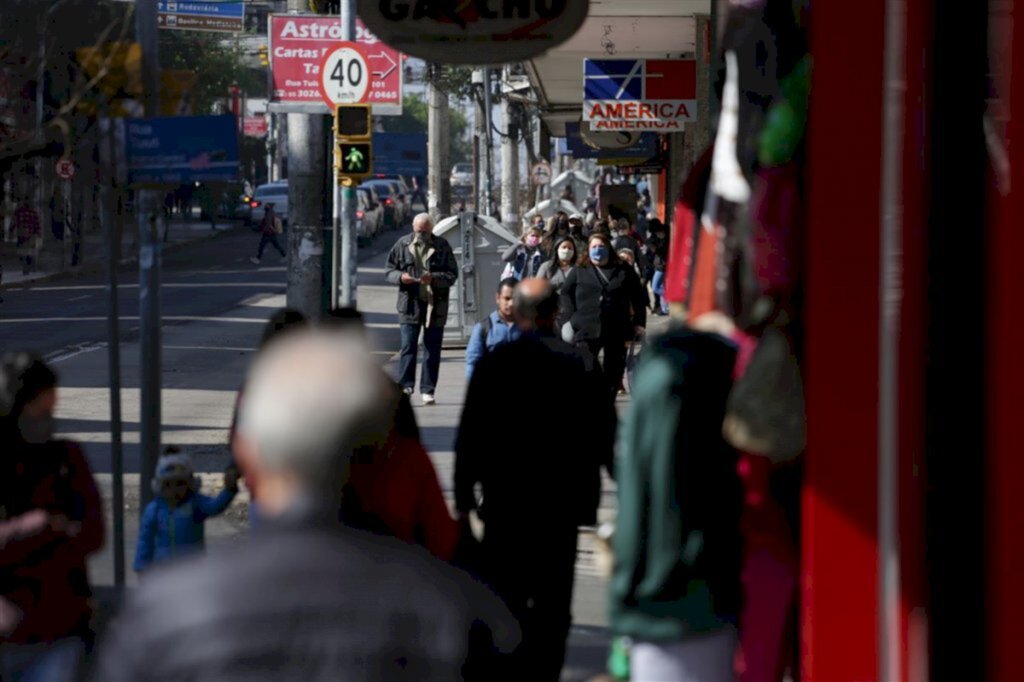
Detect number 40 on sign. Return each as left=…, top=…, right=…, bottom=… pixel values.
left=320, top=43, right=369, bottom=108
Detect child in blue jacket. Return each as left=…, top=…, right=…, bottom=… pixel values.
left=133, top=447, right=239, bottom=573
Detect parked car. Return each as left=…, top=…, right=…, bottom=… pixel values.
left=450, top=162, right=472, bottom=187
left=361, top=179, right=406, bottom=228
left=250, top=181, right=289, bottom=227
left=359, top=182, right=394, bottom=229
left=356, top=186, right=384, bottom=240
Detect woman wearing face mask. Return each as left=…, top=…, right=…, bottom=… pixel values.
left=560, top=234, right=648, bottom=402
left=536, top=236, right=577, bottom=293
left=0, top=352, right=104, bottom=681
left=541, top=214, right=571, bottom=257
left=501, top=226, right=545, bottom=281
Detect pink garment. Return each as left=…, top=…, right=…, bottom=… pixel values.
left=730, top=327, right=798, bottom=682
left=750, top=163, right=803, bottom=301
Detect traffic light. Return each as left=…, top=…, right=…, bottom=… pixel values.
left=335, top=104, right=372, bottom=181
left=338, top=142, right=372, bottom=176
left=258, top=45, right=268, bottom=67
left=334, top=104, right=371, bottom=140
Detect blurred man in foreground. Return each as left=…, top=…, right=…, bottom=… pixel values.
left=95, top=330, right=518, bottom=681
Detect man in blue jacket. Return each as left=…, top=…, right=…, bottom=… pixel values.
left=465, top=277, right=521, bottom=379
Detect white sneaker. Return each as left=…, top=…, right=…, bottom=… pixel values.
left=421, top=393, right=435, bottom=406
left=249, top=256, right=261, bottom=265
left=402, top=387, right=414, bottom=396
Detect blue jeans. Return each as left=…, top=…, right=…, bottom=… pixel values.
left=398, top=323, right=444, bottom=394
left=0, top=637, right=84, bottom=682
left=651, top=270, right=669, bottom=313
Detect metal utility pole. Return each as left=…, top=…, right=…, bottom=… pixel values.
left=499, top=68, right=520, bottom=230
left=136, top=0, right=162, bottom=509
left=336, top=0, right=357, bottom=308
left=285, top=0, right=325, bottom=317
left=100, top=109, right=125, bottom=587
left=472, top=68, right=485, bottom=213
left=481, top=67, right=495, bottom=218
left=538, top=121, right=552, bottom=203
left=427, top=65, right=451, bottom=222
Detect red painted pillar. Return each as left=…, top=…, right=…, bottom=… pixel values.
left=987, top=2, right=1024, bottom=678
left=803, top=1, right=886, bottom=678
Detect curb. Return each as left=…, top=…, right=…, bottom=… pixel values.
left=0, top=224, right=250, bottom=292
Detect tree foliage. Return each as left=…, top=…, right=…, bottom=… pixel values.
left=158, top=32, right=262, bottom=114
left=379, top=94, right=472, bottom=165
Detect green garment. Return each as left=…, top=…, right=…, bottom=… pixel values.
left=609, top=329, right=742, bottom=642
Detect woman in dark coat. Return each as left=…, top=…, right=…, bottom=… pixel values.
left=560, top=233, right=647, bottom=402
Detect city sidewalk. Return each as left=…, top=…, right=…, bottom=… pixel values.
left=0, top=215, right=249, bottom=290
left=77, top=238, right=664, bottom=681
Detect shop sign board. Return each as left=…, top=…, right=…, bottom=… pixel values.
left=583, top=58, right=697, bottom=131
left=125, top=115, right=239, bottom=186
left=356, top=0, right=589, bottom=65
left=243, top=116, right=268, bottom=138
left=268, top=15, right=403, bottom=115
left=157, top=1, right=245, bottom=33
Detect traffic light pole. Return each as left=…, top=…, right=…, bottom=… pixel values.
left=338, top=0, right=357, bottom=308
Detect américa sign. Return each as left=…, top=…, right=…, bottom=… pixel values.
left=357, top=0, right=588, bottom=64
left=583, top=58, right=697, bottom=132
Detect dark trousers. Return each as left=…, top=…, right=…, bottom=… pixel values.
left=398, top=322, right=444, bottom=394
left=481, top=527, right=579, bottom=681
left=582, top=337, right=629, bottom=402
left=257, top=233, right=285, bottom=259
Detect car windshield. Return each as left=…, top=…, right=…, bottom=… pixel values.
left=454, top=164, right=472, bottom=174
left=366, top=183, right=391, bottom=197
left=256, top=185, right=288, bottom=198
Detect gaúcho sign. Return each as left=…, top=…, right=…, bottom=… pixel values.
left=583, top=59, right=697, bottom=132
left=269, top=15, right=402, bottom=115
left=357, top=0, right=588, bottom=65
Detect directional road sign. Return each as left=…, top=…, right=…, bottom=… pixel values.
left=269, top=15, right=403, bottom=115
left=157, top=0, right=244, bottom=33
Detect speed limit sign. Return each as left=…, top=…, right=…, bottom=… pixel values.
left=319, top=43, right=369, bottom=108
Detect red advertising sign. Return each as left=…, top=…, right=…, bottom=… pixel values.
left=243, top=116, right=268, bottom=138
left=269, top=15, right=402, bottom=115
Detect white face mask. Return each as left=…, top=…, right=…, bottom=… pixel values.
left=558, top=247, right=575, bottom=262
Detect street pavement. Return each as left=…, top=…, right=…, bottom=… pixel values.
left=1, top=216, right=670, bottom=681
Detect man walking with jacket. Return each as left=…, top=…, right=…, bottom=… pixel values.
left=455, top=278, right=615, bottom=680
left=385, top=213, right=459, bottom=406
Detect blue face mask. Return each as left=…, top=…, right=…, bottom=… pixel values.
left=589, top=246, right=609, bottom=263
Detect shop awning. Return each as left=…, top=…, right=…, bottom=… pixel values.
left=525, top=0, right=711, bottom=136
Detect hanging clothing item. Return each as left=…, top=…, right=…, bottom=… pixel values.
left=665, top=146, right=714, bottom=308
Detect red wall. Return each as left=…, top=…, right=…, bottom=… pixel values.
left=987, top=2, right=1024, bottom=678
left=803, top=1, right=886, bottom=678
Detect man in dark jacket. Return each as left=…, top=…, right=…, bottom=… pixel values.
left=385, top=213, right=459, bottom=406
left=455, top=278, right=615, bottom=681
left=94, top=330, right=518, bottom=682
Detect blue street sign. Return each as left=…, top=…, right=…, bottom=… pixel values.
left=158, top=1, right=244, bottom=32
left=125, top=115, right=239, bottom=186
left=157, top=1, right=244, bottom=18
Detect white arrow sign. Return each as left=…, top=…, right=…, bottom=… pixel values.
left=368, top=51, right=396, bottom=80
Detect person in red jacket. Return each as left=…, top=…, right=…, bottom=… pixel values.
left=0, top=352, right=104, bottom=682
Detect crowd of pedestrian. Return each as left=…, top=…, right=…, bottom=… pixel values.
left=0, top=190, right=765, bottom=681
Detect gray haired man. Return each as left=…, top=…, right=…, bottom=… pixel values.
left=384, top=213, right=459, bottom=406
left=95, top=330, right=518, bottom=681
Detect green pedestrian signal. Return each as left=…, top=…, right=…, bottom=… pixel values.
left=338, top=142, right=372, bottom=178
